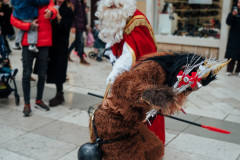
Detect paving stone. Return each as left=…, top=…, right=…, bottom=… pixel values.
left=0, top=124, right=26, bottom=144
left=0, top=148, right=34, bottom=160
left=165, top=130, right=179, bottom=145
left=237, top=154, right=240, bottom=160
left=58, top=148, right=78, bottom=160
left=163, top=147, right=221, bottom=160
left=225, top=114, right=240, bottom=124
left=33, top=120, right=89, bottom=146
left=0, top=110, right=53, bottom=132
left=64, top=92, right=101, bottom=110
left=199, top=93, right=223, bottom=104
left=184, top=107, right=226, bottom=120
left=222, top=98, right=240, bottom=109
left=184, top=117, right=240, bottom=145
left=0, top=105, right=11, bottom=116
left=210, top=88, right=234, bottom=99
left=60, top=110, right=90, bottom=127
left=165, top=112, right=200, bottom=132
left=0, top=133, right=76, bottom=160
left=188, top=94, right=211, bottom=107
left=167, top=133, right=240, bottom=160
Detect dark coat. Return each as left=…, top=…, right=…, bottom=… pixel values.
left=225, top=12, right=240, bottom=61
left=70, top=0, right=86, bottom=31
left=0, top=2, right=14, bottom=36
left=47, top=1, right=74, bottom=84
left=11, top=0, right=49, bottom=20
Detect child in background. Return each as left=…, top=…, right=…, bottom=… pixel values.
left=11, top=0, right=49, bottom=52
left=0, top=25, right=18, bottom=81
left=93, top=20, right=105, bottom=61
left=86, top=27, right=94, bottom=47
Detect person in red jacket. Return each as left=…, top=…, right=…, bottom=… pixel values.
left=10, top=0, right=57, bottom=117
left=95, top=0, right=166, bottom=149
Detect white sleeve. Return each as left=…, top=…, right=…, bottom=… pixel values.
left=106, top=42, right=133, bottom=84
left=104, top=42, right=117, bottom=64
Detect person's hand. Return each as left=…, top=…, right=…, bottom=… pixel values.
left=71, top=27, right=76, bottom=33
left=232, top=10, right=238, bottom=16
left=30, top=19, right=39, bottom=31
left=106, top=71, right=117, bottom=84
left=56, top=11, right=62, bottom=23
left=44, top=9, right=52, bottom=19
left=0, top=12, right=4, bottom=16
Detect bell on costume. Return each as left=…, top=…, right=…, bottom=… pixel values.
left=78, top=142, right=103, bottom=160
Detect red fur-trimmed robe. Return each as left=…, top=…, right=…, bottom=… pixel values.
left=111, top=9, right=166, bottom=145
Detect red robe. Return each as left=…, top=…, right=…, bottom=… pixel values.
left=111, top=9, right=157, bottom=65
left=111, top=9, right=165, bottom=145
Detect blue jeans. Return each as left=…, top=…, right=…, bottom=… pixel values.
left=22, top=46, right=49, bottom=104
left=68, top=31, right=84, bottom=58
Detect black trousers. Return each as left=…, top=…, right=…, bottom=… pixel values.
left=22, top=47, right=49, bottom=104
left=227, top=59, right=240, bottom=73
left=68, top=31, right=84, bottom=58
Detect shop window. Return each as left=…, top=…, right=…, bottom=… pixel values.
left=154, top=0, right=222, bottom=39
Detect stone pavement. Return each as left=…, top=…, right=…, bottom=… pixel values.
left=0, top=43, right=240, bottom=160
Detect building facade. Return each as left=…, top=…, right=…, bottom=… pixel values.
left=145, top=0, right=233, bottom=59
left=88, top=0, right=233, bottom=59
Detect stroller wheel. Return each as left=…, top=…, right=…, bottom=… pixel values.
left=88, top=51, right=97, bottom=59
left=15, top=94, right=20, bottom=106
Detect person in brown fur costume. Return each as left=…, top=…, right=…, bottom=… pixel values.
left=78, top=52, right=229, bottom=160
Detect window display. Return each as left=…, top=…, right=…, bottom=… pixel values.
left=155, top=0, right=222, bottom=39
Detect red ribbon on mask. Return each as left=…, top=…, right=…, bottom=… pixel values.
left=189, top=72, right=201, bottom=88
left=177, top=71, right=201, bottom=88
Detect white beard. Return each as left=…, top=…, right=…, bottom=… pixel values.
left=95, top=0, right=136, bottom=45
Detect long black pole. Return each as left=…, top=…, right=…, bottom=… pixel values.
left=88, top=92, right=104, bottom=99
left=161, top=114, right=201, bottom=127
left=87, top=92, right=230, bottom=134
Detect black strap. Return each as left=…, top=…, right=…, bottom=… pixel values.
left=92, top=105, right=138, bottom=145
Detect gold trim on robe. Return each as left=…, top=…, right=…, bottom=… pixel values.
left=124, top=15, right=157, bottom=48
left=126, top=43, right=136, bottom=66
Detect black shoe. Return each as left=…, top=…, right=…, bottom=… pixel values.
left=35, top=100, right=50, bottom=111
left=23, top=104, right=31, bottom=117
left=49, top=92, right=65, bottom=107
left=12, top=43, right=21, bottom=50
left=80, top=58, right=90, bottom=65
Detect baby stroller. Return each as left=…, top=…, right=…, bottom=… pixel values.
left=88, top=24, right=106, bottom=61
left=88, top=47, right=111, bottom=61
left=88, top=48, right=105, bottom=60
left=0, top=30, right=20, bottom=105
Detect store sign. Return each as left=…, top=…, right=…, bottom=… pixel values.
left=188, top=0, right=212, bottom=4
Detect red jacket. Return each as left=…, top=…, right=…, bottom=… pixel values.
left=10, top=0, right=57, bottom=47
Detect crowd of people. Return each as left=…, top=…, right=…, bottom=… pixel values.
left=0, top=0, right=101, bottom=116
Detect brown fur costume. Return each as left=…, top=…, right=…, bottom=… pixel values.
left=89, top=52, right=190, bottom=160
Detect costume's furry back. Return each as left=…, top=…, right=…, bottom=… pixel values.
left=78, top=52, right=229, bottom=160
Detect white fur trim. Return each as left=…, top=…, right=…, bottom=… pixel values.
left=106, top=42, right=132, bottom=84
